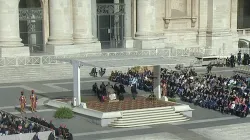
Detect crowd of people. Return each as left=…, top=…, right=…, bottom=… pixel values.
left=0, top=111, right=73, bottom=139
left=225, top=51, right=250, bottom=67
left=105, top=64, right=250, bottom=118
left=163, top=69, right=250, bottom=117
left=29, top=116, right=73, bottom=140
left=0, top=111, right=49, bottom=136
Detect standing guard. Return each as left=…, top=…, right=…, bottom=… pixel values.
left=30, top=90, right=37, bottom=112
left=230, top=54, right=235, bottom=67
left=207, top=63, right=213, bottom=74
left=19, top=91, right=26, bottom=113
left=161, top=81, right=167, bottom=97
left=237, top=51, right=242, bottom=65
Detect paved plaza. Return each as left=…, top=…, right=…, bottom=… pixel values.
left=0, top=67, right=249, bottom=140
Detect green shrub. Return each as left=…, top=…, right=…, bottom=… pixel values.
left=168, top=98, right=176, bottom=102
left=54, top=107, right=73, bottom=119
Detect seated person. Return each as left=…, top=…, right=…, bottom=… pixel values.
left=107, top=87, right=116, bottom=101
left=119, top=84, right=125, bottom=94
left=113, top=84, right=120, bottom=95
left=90, top=67, right=97, bottom=77
left=99, top=68, right=106, bottom=77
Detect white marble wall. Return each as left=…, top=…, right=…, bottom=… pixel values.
left=160, top=0, right=239, bottom=56
left=206, top=0, right=237, bottom=56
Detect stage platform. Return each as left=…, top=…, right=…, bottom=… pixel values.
left=83, top=96, right=174, bottom=112
left=46, top=95, right=193, bottom=127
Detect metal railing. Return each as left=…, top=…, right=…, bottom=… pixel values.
left=0, top=48, right=206, bottom=67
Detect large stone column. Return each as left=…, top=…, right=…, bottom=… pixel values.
left=206, top=0, right=236, bottom=56
left=91, top=0, right=97, bottom=39
left=47, top=0, right=73, bottom=45
left=0, top=0, right=29, bottom=57
left=41, top=0, right=49, bottom=50
left=124, top=0, right=134, bottom=49
left=73, top=0, right=94, bottom=44
left=135, top=0, right=157, bottom=38
left=134, top=0, right=165, bottom=49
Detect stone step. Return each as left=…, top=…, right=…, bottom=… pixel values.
left=111, top=118, right=189, bottom=128
left=115, top=115, right=186, bottom=124
left=111, top=106, right=189, bottom=128
left=122, top=107, right=173, bottom=116
left=119, top=112, right=181, bottom=120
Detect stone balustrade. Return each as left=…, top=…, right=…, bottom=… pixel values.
left=237, top=28, right=250, bottom=36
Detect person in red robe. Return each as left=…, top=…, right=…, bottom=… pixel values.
left=30, top=90, right=37, bottom=112
left=19, top=91, right=26, bottom=113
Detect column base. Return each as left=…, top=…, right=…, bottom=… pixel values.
left=0, top=47, right=30, bottom=57
left=134, top=39, right=165, bottom=49
left=124, top=39, right=134, bottom=49
left=0, top=38, right=24, bottom=47
left=47, top=36, right=74, bottom=45
left=73, top=37, right=96, bottom=44
left=46, top=41, right=101, bottom=55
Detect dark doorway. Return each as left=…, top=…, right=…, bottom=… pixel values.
left=238, top=0, right=250, bottom=29
left=97, top=0, right=125, bottom=49
left=19, top=0, right=43, bottom=53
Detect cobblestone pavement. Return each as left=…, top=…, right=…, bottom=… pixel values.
left=0, top=66, right=248, bottom=140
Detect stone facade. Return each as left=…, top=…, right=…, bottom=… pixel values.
left=0, top=0, right=241, bottom=57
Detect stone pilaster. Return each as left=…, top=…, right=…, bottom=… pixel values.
left=124, top=0, right=134, bottom=49
left=0, top=0, right=30, bottom=57
left=205, top=0, right=236, bottom=56
left=197, top=0, right=207, bottom=45
left=72, top=0, right=94, bottom=44
left=230, top=0, right=239, bottom=54
left=47, top=0, right=73, bottom=45
left=134, top=0, right=165, bottom=49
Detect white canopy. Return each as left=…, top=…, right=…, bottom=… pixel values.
left=57, top=56, right=166, bottom=106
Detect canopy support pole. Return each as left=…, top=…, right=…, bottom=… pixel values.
left=72, top=60, right=81, bottom=106
left=153, top=65, right=161, bottom=99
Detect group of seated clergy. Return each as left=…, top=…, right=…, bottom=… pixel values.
left=92, top=82, right=126, bottom=102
